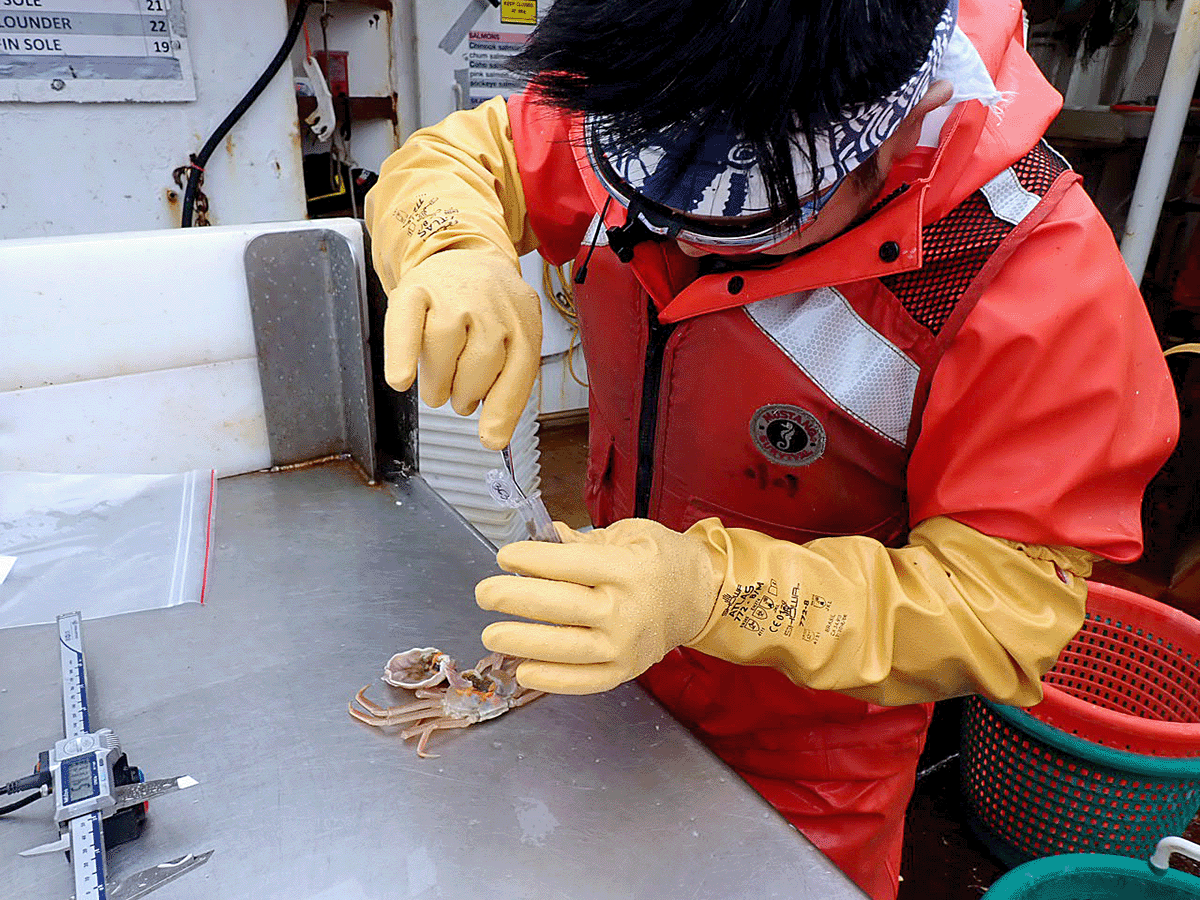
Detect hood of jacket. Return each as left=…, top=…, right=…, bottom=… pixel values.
left=915, top=0, right=1064, bottom=219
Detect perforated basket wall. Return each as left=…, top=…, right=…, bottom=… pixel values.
left=961, top=583, right=1200, bottom=867
left=962, top=698, right=1200, bottom=866
left=1031, top=582, right=1200, bottom=757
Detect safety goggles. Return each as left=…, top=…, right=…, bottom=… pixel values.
left=587, top=126, right=846, bottom=255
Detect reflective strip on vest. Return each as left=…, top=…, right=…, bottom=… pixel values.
left=583, top=213, right=609, bottom=247
left=746, top=288, right=919, bottom=446
left=979, top=166, right=1040, bottom=225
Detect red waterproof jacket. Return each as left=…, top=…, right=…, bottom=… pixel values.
left=506, top=1, right=1177, bottom=895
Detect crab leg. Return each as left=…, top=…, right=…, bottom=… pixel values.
left=474, top=652, right=508, bottom=675
left=348, top=702, right=397, bottom=728
left=349, top=706, right=444, bottom=729
left=348, top=697, right=433, bottom=728
left=351, top=706, right=444, bottom=727
left=402, top=717, right=473, bottom=758
left=353, top=686, right=441, bottom=718
left=349, top=688, right=444, bottom=726
left=510, top=689, right=547, bottom=708
left=411, top=724, right=440, bottom=759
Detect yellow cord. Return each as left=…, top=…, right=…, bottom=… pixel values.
left=542, top=260, right=589, bottom=388
left=1165, top=343, right=1200, bottom=358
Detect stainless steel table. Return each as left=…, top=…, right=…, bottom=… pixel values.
left=0, top=461, right=863, bottom=899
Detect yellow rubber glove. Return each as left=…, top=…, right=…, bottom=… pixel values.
left=364, top=96, right=540, bottom=450
left=477, top=519, right=726, bottom=694
left=477, top=515, right=1093, bottom=705
left=384, top=248, right=542, bottom=447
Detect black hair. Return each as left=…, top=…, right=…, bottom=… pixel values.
left=510, top=0, right=946, bottom=226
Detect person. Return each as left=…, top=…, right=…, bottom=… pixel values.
left=364, top=1, right=1179, bottom=897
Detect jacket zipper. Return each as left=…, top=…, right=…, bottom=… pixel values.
left=634, top=298, right=675, bottom=518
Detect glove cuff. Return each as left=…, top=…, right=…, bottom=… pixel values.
left=678, top=517, right=737, bottom=648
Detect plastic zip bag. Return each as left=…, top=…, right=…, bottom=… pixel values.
left=0, top=470, right=216, bottom=630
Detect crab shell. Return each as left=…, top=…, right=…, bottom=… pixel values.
left=440, top=659, right=524, bottom=723
left=382, top=647, right=453, bottom=689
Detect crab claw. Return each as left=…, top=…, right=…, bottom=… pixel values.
left=382, top=648, right=453, bottom=689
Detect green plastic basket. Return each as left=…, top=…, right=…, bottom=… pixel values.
left=981, top=837, right=1200, bottom=900
left=962, top=699, right=1200, bottom=866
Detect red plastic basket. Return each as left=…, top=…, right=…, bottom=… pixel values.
left=1029, top=581, right=1200, bottom=757
left=961, top=582, right=1200, bottom=866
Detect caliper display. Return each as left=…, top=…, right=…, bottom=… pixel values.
left=64, top=757, right=98, bottom=805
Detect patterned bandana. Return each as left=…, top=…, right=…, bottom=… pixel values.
left=586, top=0, right=959, bottom=248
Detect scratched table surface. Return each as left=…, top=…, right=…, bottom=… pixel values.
left=0, top=460, right=863, bottom=900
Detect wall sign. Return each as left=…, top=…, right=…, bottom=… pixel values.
left=500, top=0, right=536, bottom=26
left=0, top=0, right=194, bottom=102
left=465, top=29, right=528, bottom=108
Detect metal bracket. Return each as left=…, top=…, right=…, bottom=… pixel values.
left=244, top=228, right=377, bottom=479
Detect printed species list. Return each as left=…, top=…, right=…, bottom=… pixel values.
left=0, top=0, right=194, bottom=101
left=466, top=30, right=527, bottom=108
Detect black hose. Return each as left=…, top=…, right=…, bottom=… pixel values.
left=181, top=0, right=313, bottom=226
left=0, top=791, right=45, bottom=817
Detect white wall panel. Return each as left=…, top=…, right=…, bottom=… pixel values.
left=0, top=0, right=307, bottom=239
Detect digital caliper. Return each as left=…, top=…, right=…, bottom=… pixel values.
left=13, top=612, right=213, bottom=900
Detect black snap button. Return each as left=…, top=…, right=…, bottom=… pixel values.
left=879, top=241, right=901, bottom=263
left=728, top=275, right=745, bottom=294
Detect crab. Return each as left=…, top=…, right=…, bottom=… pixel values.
left=349, top=649, right=545, bottom=758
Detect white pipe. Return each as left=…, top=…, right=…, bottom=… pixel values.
left=1149, top=835, right=1200, bottom=870
left=1120, top=0, right=1200, bottom=284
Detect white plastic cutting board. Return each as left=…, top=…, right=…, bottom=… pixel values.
left=0, top=219, right=365, bottom=476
